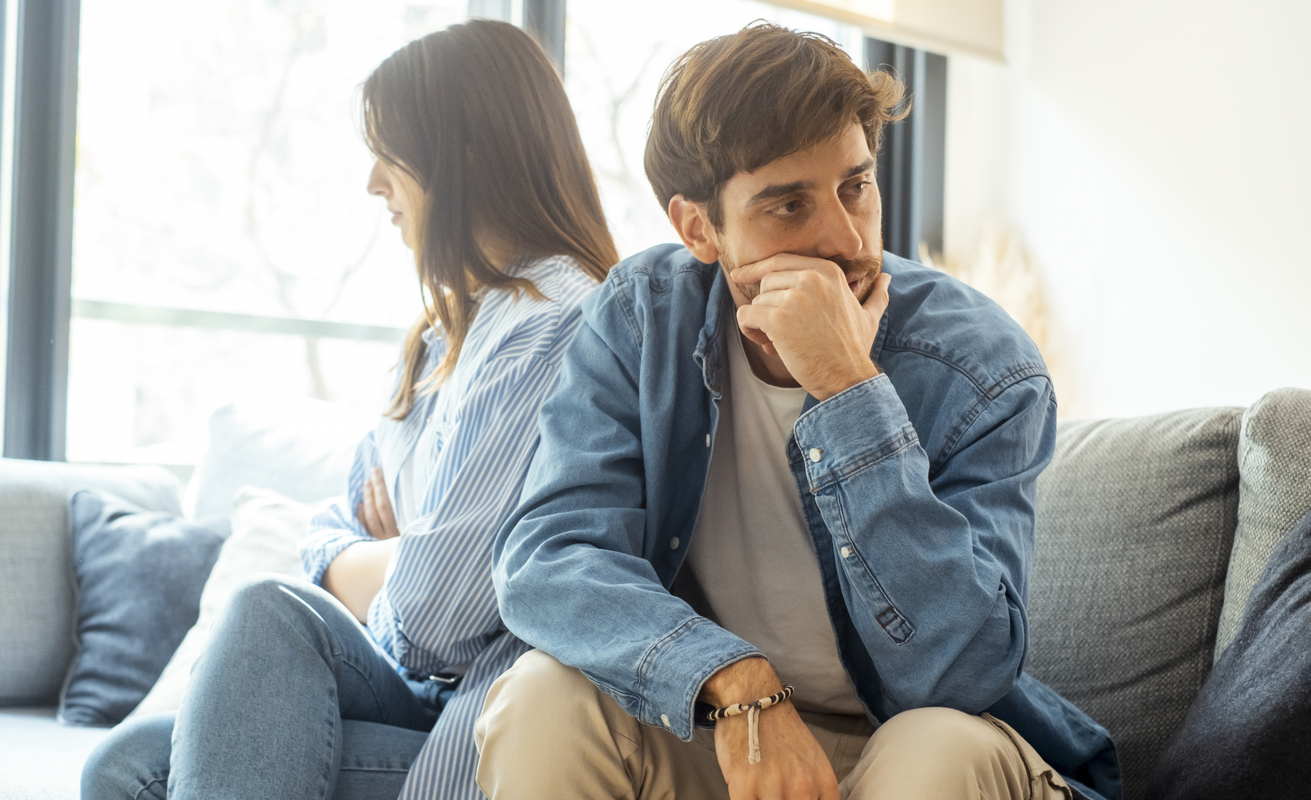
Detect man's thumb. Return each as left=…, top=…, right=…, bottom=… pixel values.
left=862, top=273, right=892, bottom=318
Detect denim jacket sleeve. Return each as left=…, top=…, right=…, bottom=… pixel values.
left=793, top=369, right=1056, bottom=717
left=494, top=291, right=763, bottom=742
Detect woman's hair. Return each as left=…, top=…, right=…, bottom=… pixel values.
left=363, top=20, right=617, bottom=419
left=645, top=22, right=907, bottom=229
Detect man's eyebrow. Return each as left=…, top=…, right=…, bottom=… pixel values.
left=846, top=157, right=876, bottom=179
left=747, top=180, right=812, bottom=206
left=746, top=158, right=878, bottom=207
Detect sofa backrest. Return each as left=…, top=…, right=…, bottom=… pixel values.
left=0, top=459, right=182, bottom=706
left=1028, top=407, right=1241, bottom=800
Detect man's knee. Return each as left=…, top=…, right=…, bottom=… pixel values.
left=477, top=650, right=628, bottom=795
left=870, top=706, right=1016, bottom=770
left=480, top=649, right=602, bottom=732
left=81, top=712, right=175, bottom=800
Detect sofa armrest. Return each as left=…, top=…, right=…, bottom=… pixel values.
left=0, top=459, right=182, bottom=706
left=1215, top=387, right=1311, bottom=660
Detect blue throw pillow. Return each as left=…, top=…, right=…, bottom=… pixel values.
left=59, top=490, right=229, bottom=726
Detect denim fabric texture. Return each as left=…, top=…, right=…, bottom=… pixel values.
left=82, top=575, right=444, bottom=800
left=1147, top=507, right=1311, bottom=798
left=494, top=245, right=1121, bottom=800
left=61, top=491, right=229, bottom=727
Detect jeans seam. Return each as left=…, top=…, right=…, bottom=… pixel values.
left=132, top=776, right=168, bottom=800
left=315, top=681, right=337, bottom=800
left=339, top=652, right=395, bottom=721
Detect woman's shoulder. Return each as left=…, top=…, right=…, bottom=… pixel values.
left=513, top=254, right=599, bottom=308
left=472, top=255, right=602, bottom=364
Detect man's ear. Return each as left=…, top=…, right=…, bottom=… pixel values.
left=667, top=195, right=720, bottom=265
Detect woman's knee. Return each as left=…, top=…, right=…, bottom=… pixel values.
left=81, top=712, right=175, bottom=800
left=224, top=573, right=312, bottom=618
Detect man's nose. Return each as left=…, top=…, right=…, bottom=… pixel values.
left=813, top=194, right=863, bottom=261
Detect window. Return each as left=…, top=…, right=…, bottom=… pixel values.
left=65, top=0, right=469, bottom=466
left=3, top=0, right=943, bottom=465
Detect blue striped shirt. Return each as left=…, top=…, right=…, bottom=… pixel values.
left=300, top=256, right=597, bottom=800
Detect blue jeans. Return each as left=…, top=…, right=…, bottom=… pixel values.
left=82, top=575, right=449, bottom=800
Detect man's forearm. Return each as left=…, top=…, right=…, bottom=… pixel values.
left=321, top=537, right=398, bottom=623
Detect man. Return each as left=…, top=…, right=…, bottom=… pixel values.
left=477, top=22, right=1119, bottom=800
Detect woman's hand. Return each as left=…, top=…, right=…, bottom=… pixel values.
left=356, top=467, right=401, bottom=539
left=321, top=468, right=401, bottom=623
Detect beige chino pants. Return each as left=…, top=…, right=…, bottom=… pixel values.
left=475, top=650, right=1074, bottom=800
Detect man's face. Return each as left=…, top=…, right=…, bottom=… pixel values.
left=708, top=123, right=883, bottom=309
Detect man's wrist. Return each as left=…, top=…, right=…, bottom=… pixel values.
left=699, top=656, right=783, bottom=708
left=812, top=360, right=880, bottom=402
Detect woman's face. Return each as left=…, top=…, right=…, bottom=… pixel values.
left=367, top=158, right=424, bottom=250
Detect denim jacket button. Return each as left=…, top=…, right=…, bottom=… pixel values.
left=705, top=434, right=711, bottom=447
left=661, top=714, right=671, bottom=728
left=809, top=447, right=823, bottom=463
left=669, top=537, right=680, bottom=550
left=840, top=546, right=852, bottom=558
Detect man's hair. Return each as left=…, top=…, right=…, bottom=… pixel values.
left=644, top=22, right=907, bottom=229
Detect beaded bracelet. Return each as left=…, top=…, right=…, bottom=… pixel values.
left=704, top=684, right=794, bottom=764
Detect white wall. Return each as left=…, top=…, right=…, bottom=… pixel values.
left=943, top=0, right=1311, bottom=418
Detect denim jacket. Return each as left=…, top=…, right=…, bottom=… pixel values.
left=494, top=244, right=1120, bottom=800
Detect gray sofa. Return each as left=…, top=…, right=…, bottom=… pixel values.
left=3, top=388, right=1309, bottom=799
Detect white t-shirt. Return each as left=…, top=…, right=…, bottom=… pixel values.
left=687, top=332, right=865, bottom=716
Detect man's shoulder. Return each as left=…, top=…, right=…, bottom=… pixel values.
left=582, top=243, right=720, bottom=335
left=603, top=242, right=717, bottom=295
left=881, top=252, right=1049, bottom=397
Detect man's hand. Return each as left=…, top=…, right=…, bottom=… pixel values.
left=356, top=466, right=401, bottom=540
left=732, top=254, right=891, bottom=401
left=702, top=658, right=839, bottom=800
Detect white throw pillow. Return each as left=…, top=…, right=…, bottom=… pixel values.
left=129, top=488, right=315, bottom=718
left=184, top=399, right=376, bottom=521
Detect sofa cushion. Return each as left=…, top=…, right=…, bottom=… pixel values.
left=184, top=400, right=375, bottom=521
left=0, top=460, right=182, bottom=706
left=1028, top=407, right=1241, bottom=800
left=1213, top=387, right=1311, bottom=660
left=59, top=491, right=229, bottom=726
left=0, top=707, right=112, bottom=800
left=131, top=487, right=312, bottom=718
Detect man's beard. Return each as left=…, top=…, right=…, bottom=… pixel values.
left=723, top=252, right=883, bottom=304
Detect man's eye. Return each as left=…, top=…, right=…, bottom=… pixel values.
left=849, top=181, right=870, bottom=194
left=774, top=199, right=803, bottom=216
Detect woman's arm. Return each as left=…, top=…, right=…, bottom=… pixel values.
left=322, top=538, right=399, bottom=623
left=301, top=431, right=387, bottom=595
left=365, top=352, right=570, bottom=676
left=321, top=467, right=401, bottom=622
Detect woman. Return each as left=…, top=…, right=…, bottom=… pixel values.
left=83, top=19, right=616, bottom=800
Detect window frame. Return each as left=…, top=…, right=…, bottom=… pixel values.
left=2, top=0, right=80, bottom=461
